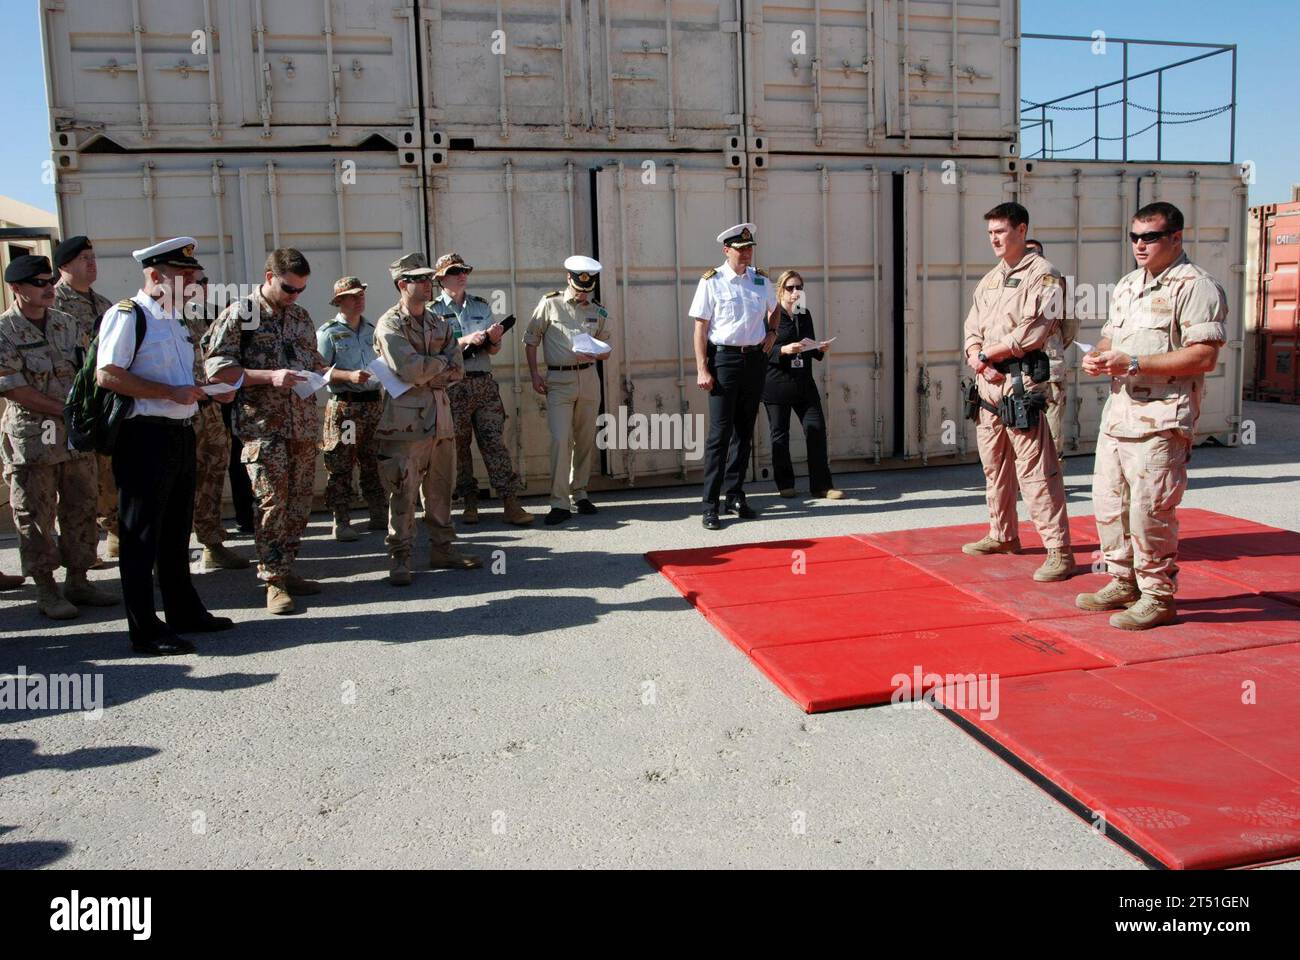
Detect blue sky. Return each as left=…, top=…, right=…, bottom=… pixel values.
left=0, top=1, right=1295, bottom=214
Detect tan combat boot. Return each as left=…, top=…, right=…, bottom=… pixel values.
left=333, top=510, right=359, bottom=542
left=502, top=496, right=534, bottom=525
left=266, top=579, right=295, bottom=615
left=0, top=571, right=24, bottom=590
left=429, top=544, right=483, bottom=570
left=1075, top=578, right=1141, bottom=612
left=461, top=492, right=479, bottom=525
left=1033, top=548, right=1076, bottom=582
left=63, top=570, right=119, bottom=607
left=284, top=572, right=322, bottom=596
left=104, top=531, right=120, bottom=559
left=204, top=543, right=251, bottom=570
left=389, top=558, right=412, bottom=587
left=1109, top=595, right=1177, bottom=631
left=368, top=506, right=388, bottom=532
left=34, top=574, right=78, bottom=620
left=961, top=535, right=1022, bottom=557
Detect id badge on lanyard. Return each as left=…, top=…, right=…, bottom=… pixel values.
left=791, top=355, right=804, bottom=369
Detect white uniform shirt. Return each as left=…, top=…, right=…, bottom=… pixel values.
left=688, top=262, right=777, bottom=346
left=96, top=289, right=198, bottom=420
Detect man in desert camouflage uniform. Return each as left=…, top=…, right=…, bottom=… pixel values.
left=432, top=252, right=533, bottom=526
left=52, top=235, right=119, bottom=562
left=184, top=272, right=249, bottom=571
left=317, top=275, right=385, bottom=542
left=0, top=255, right=117, bottom=618
left=205, top=248, right=340, bottom=614
left=962, top=202, right=1073, bottom=582
left=1024, top=238, right=1075, bottom=462
left=374, top=252, right=481, bottom=586
left=1078, top=202, right=1227, bottom=630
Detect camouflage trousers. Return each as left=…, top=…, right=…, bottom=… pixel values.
left=192, top=402, right=231, bottom=547
left=378, top=436, right=454, bottom=564
left=5, top=456, right=98, bottom=576
left=321, top=394, right=384, bottom=513
left=975, top=405, right=1070, bottom=549
left=1092, top=429, right=1190, bottom=599
left=449, top=374, right=522, bottom=499
left=242, top=436, right=317, bottom=582
left=96, top=452, right=118, bottom=536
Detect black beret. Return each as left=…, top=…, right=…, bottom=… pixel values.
left=4, top=255, right=54, bottom=284
left=53, top=235, right=92, bottom=268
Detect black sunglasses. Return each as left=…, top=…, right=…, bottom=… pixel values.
left=1129, top=229, right=1174, bottom=245
left=20, top=277, right=57, bottom=288
left=784, top=284, right=803, bottom=291
left=278, top=279, right=306, bottom=295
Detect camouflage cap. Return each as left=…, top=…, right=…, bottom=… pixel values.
left=329, top=275, right=368, bottom=305
left=434, top=252, right=473, bottom=279
left=389, top=252, right=436, bottom=281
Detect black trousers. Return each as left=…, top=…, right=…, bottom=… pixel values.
left=223, top=401, right=255, bottom=529
left=113, top=418, right=207, bottom=642
left=701, top=348, right=767, bottom=506
left=764, top=378, right=833, bottom=493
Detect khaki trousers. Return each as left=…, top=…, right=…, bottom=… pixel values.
left=975, top=406, right=1070, bottom=549
left=544, top=367, right=599, bottom=510
left=378, top=436, right=455, bottom=563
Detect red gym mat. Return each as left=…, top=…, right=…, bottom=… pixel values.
left=935, top=646, right=1300, bottom=869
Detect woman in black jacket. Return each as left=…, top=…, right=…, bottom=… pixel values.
left=762, top=270, right=842, bottom=500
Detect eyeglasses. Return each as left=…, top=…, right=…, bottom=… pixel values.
left=278, top=280, right=306, bottom=295
left=784, top=284, right=803, bottom=292
left=1129, top=229, right=1173, bottom=245
left=400, top=274, right=433, bottom=284
left=20, top=277, right=56, bottom=288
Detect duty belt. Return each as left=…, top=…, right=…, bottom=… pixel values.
left=130, top=414, right=193, bottom=428
left=547, top=363, right=592, bottom=371
left=462, top=371, right=492, bottom=378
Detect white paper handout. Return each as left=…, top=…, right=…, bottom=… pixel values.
left=291, top=369, right=329, bottom=399
left=367, top=357, right=412, bottom=398
left=202, top=383, right=236, bottom=396
left=1074, top=341, right=1096, bottom=357
left=571, top=333, right=612, bottom=358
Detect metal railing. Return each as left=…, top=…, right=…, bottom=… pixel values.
left=1020, top=34, right=1236, bottom=163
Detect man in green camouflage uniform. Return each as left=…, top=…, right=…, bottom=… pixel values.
left=374, top=252, right=481, bottom=586
left=0, top=255, right=118, bottom=618
left=52, top=235, right=119, bottom=562
left=317, top=275, right=385, bottom=541
left=204, top=248, right=336, bottom=615
left=431, top=252, right=533, bottom=526
left=184, top=273, right=249, bottom=570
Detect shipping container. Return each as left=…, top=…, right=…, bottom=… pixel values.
left=41, top=0, right=1018, bottom=158
left=1245, top=200, right=1300, bottom=404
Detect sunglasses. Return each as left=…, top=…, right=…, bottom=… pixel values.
left=784, top=284, right=803, bottom=291
left=400, top=274, right=433, bottom=284
left=20, top=277, right=56, bottom=288
left=278, top=279, right=306, bottom=295
left=441, top=267, right=468, bottom=277
left=1129, top=229, right=1174, bottom=245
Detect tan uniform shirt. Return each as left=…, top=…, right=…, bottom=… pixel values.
left=963, top=251, right=1065, bottom=407
left=54, top=280, right=112, bottom=350
left=1100, top=252, right=1227, bottom=441
left=523, top=288, right=610, bottom=367
left=0, top=304, right=83, bottom=467
left=204, top=288, right=326, bottom=442
left=374, top=302, right=462, bottom=442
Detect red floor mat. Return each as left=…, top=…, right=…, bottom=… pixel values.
left=936, top=651, right=1300, bottom=869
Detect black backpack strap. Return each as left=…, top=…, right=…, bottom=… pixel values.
left=130, top=303, right=147, bottom=367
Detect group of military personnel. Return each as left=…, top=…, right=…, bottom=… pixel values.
left=0, top=196, right=1225, bottom=652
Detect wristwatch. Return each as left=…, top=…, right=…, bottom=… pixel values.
left=1126, top=355, right=1141, bottom=377
left=977, top=351, right=988, bottom=365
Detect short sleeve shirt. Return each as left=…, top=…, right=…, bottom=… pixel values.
left=523, top=288, right=610, bottom=367
left=688, top=263, right=777, bottom=346
left=433, top=290, right=497, bottom=374
left=316, top=314, right=380, bottom=395
left=97, top=291, right=198, bottom=420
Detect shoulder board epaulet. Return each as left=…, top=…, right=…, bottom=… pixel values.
left=701, top=268, right=717, bottom=280
left=544, top=290, right=562, bottom=298
left=115, top=299, right=135, bottom=310
left=469, top=293, right=488, bottom=303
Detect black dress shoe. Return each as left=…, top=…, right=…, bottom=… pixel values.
left=574, top=498, right=598, bottom=515
left=544, top=508, right=572, bottom=526
left=169, top=613, right=235, bottom=633
left=723, top=497, right=758, bottom=519
left=702, top=509, right=722, bottom=530
left=131, top=632, right=197, bottom=656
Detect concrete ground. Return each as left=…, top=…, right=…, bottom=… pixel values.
left=2, top=400, right=1298, bottom=869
